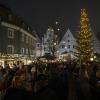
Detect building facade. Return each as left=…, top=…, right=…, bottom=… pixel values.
left=58, top=29, right=77, bottom=60
left=58, top=28, right=100, bottom=60
left=41, top=27, right=100, bottom=61
left=42, top=27, right=58, bottom=56
left=0, top=5, right=38, bottom=66
left=92, top=31, right=100, bottom=54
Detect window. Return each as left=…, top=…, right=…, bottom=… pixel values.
left=30, top=49, right=32, bottom=55
left=32, top=50, right=34, bottom=55
left=62, top=45, right=65, bottom=48
left=28, top=37, right=31, bottom=45
left=7, top=45, right=14, bottom=54
left=68, top=45, right=70, bottom=48
left=37, top=43, right=40, bottom=48
left=67, top=34, right=70, bottom=37
left=73, top=45, right=75, bottom=48
left=8, top=14, right=12, bottom=21
left=21, top=33, right=24, bottom=42
left=26, top=48, right=28, bottom=54
left=20, top=48, right=24, bottom=54
left=22, top=22, right=25, bottom=27
left=28, top=37, right=30, bottom=44
left=31, top=38, right=32, bottom=45
left=8, top=28, right=14, bottom=38
left=26, top=36, right=28, bottom=43
left=31, top=39, right=33, bottom=45
left=68, top=40, right=70, bottom=42
left=27, top=26, right=30, bottom=31
left=32, top=39, right=34, bottom=45
left=0, top=16, right=1, bottom=21
left=49, top=34, right=52, bottom=38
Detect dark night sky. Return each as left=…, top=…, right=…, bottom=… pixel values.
left=0, top=0, right=100, bottom=37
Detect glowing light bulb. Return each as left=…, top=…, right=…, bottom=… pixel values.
left=57, top=28, right=60, bottom=31
left=56, top=21, right=58, bottom=24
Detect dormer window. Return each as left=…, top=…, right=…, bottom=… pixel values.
left=22, top=22, right=25, bottom=27
left=28, top=26, right=30, bottom=31
left=8, top=14, right=12, bottom=21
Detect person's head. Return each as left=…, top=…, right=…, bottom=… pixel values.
left=98, top=62, right=100, bottom=67
left=25, top=82, right=33, bottom=92
left=12, top=76, right=23, bottom=88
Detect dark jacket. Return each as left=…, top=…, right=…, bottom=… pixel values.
left=2, top=87, right=31, bottom=100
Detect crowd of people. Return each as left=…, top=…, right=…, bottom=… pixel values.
left=0, top=60, right=99, bottom=100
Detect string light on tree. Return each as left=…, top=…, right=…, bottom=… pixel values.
left=57, top=28, right=60, bottom=31
left=76, top=9, right=93, bottom=63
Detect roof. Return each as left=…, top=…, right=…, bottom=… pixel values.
left=0, top=4, right=37, bottom=38
left=59, top=28, right=76, bottom=44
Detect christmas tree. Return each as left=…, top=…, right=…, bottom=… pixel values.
left=76, top=9, right=93, bottom=63
left=44, top=27, right=58, bottom=60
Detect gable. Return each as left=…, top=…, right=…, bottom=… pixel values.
left=59, top=29, right=76, bottom=45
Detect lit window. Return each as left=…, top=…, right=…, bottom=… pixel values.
left=7, top=45, right=14, bottom=54
left=8, top=28, right=14, bottom=38
left=26, top=48, right=28, bottom=54
left=21, top=48, right=24, bottom=54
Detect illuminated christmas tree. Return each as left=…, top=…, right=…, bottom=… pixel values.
left=76, top=9, right=93, bottom=62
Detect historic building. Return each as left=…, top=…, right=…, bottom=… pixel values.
left=58, top=29, right=77, bottom=60
left=35, top=33, right=42, bottom=57
left=58, top=29, right=100, bottom=60
left=0, top=5, right=38, bottom=66
left=92, top=31, right=100, bottom=54
left=41, top=27, right=100, bottom=61
left=42, top=27, right=57, bottom=56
